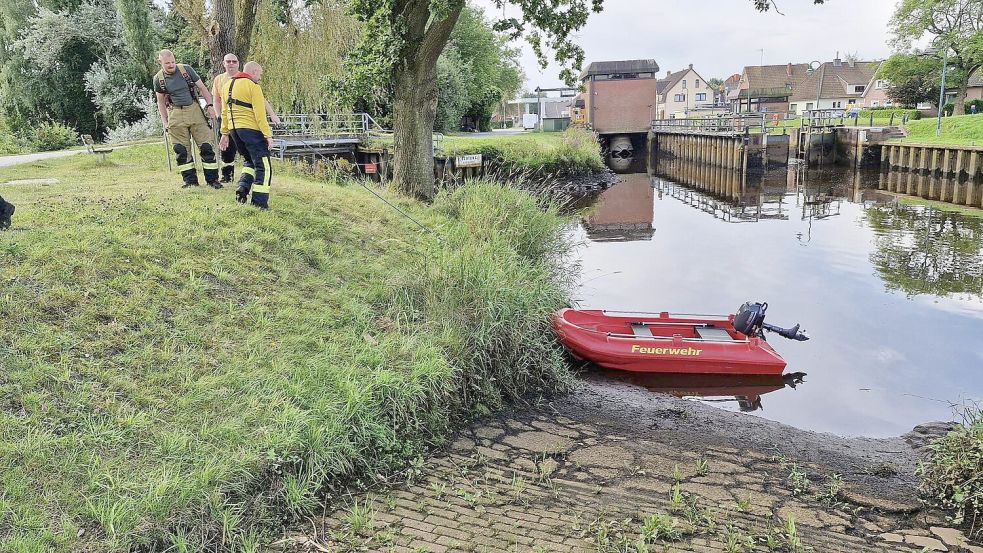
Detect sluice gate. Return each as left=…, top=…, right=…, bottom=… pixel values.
left=649, top=114, right=790, bottom=172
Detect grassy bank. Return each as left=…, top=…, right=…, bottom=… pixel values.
left=894, top=114, right=983, bottom=146
left=0, top=145, right=575, bottom=551
left=438, top=127, right=605, bottom=176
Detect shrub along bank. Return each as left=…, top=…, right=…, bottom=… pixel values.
left=0, top=145, right=575, bottom=551
left=439, top=127, right=606, bottom=177
left=919, top=409, right=983, bottom=542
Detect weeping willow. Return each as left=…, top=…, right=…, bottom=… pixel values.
left=248, top=0, right=359, bottom=113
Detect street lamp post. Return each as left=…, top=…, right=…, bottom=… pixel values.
left=936, top=47, right=949, bottom=137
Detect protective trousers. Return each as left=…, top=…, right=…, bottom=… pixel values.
left=216, top=117, right=238, bottom=182
left=231, top=128, right=272, bottom=208
left=167, top=105, right=219, bottom=186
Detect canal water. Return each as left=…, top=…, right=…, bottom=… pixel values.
left=572, top=157, right=983, bottom=437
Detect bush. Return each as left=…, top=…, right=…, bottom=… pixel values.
left=105, top=96, right=163, bottom=143
left=29, top=122, right=78, bottom=151
left=944, top=101, right=983, bottom=116
left=857, top=108, right=920, bottom=120
left=0, top=116, right=21, bottom=154
left=918, top=409, right=983, bottom=540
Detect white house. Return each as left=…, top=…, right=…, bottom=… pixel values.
left=655, top=64, right=715, bottom=119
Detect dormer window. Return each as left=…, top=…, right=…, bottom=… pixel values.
left=854, top=85, right=865, bottom=94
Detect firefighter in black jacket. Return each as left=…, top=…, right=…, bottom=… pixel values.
left=154, top=49, right=221, bottom=188
left=219, top=61, right=274, bottom=209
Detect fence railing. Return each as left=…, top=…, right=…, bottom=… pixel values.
left=272, top=113, right=371, bottom=138
left=651, top=114, right=766, bottom=135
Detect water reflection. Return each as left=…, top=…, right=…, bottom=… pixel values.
left=596, top=370, right=808, bottom=412
left=573, top=160, right=983, bottom=436
left=583, top=172, right=654, bottom=241
left=866, top=202, right=983, bottom=298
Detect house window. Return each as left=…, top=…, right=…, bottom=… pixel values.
left=696, top=93, right=706, bottom=101
left=682, top=80, right=687, bottom=89
left=876, top=80, right=886, bottom=89
left=847, top=99, right=857, bottom=105
left=674, top=93, right=685, bottom=102
left=872, top=101, right=879, bottom=107
left=790, top=103, right=798, bottom=113
left=854, top=85, right=865, bottom=93
left=806, top=102, right=814, bottom=110
left=833, top=101, right=841, bottom=108
left=696, top=79, right=701, bottom=88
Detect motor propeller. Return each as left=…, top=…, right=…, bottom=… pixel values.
left=733, top=302, right=810, bottom=341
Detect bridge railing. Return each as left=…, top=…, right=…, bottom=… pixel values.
left=272, top=113, right=370, bottom=138
left=651, top=114, right=766, bottom=135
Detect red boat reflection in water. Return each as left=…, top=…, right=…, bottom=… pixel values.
left=593, top=370, right=807, bottom=412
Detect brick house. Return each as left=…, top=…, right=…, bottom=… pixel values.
left=730, top=63, right=810, bottom=113
left=788, top=59, right=881, bottom=115
left=655, top=64, right=715, bottom=118
left=580, top=59, right=661, bottom=134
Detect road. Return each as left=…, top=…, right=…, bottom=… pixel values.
left=0, top=149, right=85, bottom=169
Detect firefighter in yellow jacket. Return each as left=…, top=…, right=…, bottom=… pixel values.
left=219, top=61, right=274, bottom=209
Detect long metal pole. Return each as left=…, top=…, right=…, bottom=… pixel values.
left=937, top=47, right=949, bottom=137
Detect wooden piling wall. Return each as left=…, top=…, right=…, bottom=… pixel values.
left=880, top=143, right=983, bottom=183
left=648, top=132, right=748, bottom=171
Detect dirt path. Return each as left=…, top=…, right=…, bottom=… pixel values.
left=0, top=149, right=84, bottom=168
left=276, top=375, right=978, bottom=553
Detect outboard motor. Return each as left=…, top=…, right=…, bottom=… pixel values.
left=734, top=302, right=809, bottom=341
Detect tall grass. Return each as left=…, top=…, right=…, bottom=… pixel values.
left=440, top=127, right=605, bottom=176
left=0, top=146, right=574, bottom=551
left=918, top=407, right=983, bottom=540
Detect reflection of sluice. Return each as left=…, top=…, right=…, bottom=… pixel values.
left=597, top=370, right=806, bottom=412
left=583, top=173, right=655, bottom=241
left=654, top=158, right=790, bottom=222
left=877, top=169, right=983, bottom=208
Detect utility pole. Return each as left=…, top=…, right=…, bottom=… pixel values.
left=936, top=46, right=949, bottom=137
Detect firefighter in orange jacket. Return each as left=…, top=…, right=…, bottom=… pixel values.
left=219, top=61, right=274, bottom=209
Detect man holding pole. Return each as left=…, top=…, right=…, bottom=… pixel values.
left=219, top=61, right=275, bottom=209
left=154, top=49, right=221, bottom=188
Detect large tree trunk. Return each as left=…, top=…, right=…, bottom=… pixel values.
left=389, top=3, right=462, bottom=200
left=234, top=0, right=260, bottom=64
left=393, top=63, right=439, bottom=199
left=952, top=80, right=968, bottom=116
left=207, top=0, right=236, bottom=77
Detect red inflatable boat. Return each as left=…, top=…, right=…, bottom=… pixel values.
left=553, top=302, right=808, bottom=375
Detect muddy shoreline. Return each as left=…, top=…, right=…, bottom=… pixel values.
left=280, top=373, right=974, bottom=552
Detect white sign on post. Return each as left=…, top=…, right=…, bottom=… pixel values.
left=455, top=154, right=482, bottom=168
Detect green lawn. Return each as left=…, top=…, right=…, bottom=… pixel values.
left=891, top=113, right=983, bottom=146
left=0, top=146, right=573, bottom=551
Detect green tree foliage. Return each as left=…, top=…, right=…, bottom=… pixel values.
left=890, top=0, right=983, bottom=115
left=115, top=0, right=157, bottom=79
left=878, top=53, right=941, bottom=107
left=250, top=0, right=358, bottom=113
left=866, top=202, right=983, bottom=297
left=434, top=5, right=522, bottom=132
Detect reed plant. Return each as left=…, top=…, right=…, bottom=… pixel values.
left=0, top=145, right=574, bottom=551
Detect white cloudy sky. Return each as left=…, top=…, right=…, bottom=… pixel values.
left=471, top=0, right=899, bottom=90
